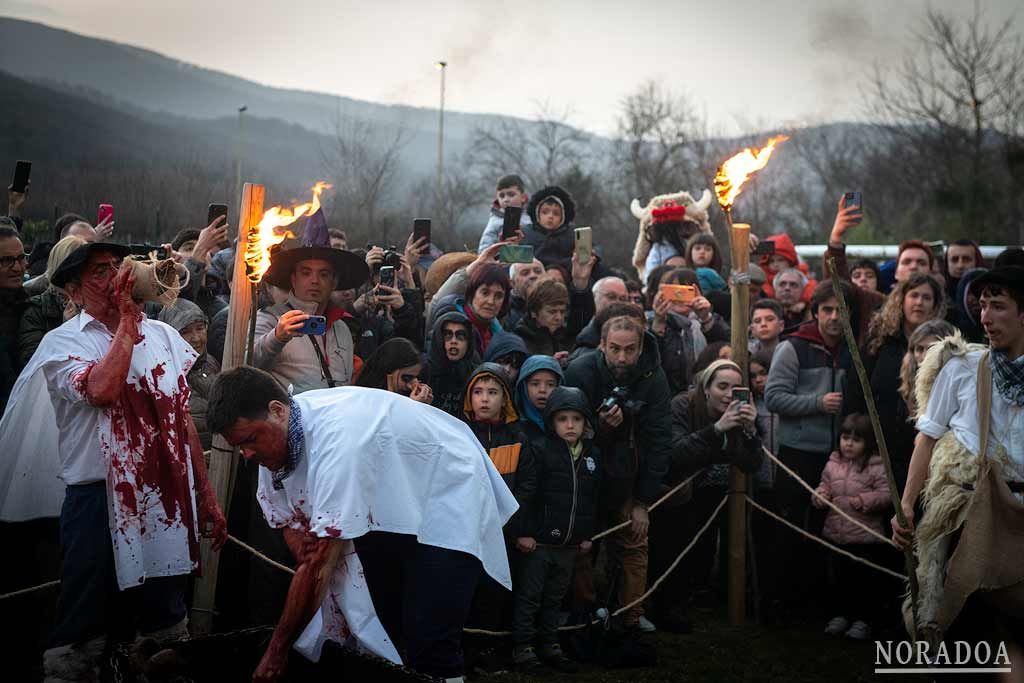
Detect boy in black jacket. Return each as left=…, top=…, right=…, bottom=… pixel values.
left=512, top=386, right=600, bottom=673
left=463, top=363, right=535, bottom=671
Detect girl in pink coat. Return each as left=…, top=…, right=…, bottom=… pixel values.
left=812, top=414, right=894, bottom=641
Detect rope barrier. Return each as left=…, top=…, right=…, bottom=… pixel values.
left=745, top=496, right=907, bottom=581
left=463, top=494, right=729, bottom=637
left=591, top=471, right=700, bottom=541
left=227, top=534, right=296, bottom=576
left=760, top=445, right=900, bottom=548
left=0, top=579, right=60, bottom=601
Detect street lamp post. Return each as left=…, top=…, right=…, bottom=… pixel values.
left=435, top=61, right=447, bottom=220
left=236, top=105, right=248, bottom=211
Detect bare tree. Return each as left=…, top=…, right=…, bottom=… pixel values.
left=319, top=111, right=412, bottom=246
left=868, top=5, right=1024, bottom=242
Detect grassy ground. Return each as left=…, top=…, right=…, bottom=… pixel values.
left=486, top=608, right=918, bottom=683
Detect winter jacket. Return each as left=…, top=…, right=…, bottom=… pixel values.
left=502, top=293, right=528, bottom=333
left=569, top=316, right=602, bottom=362
left=650, top=311, right=707, bottom=395
left=17, top=286, right=65, bottom=365
left=253, top=295, right=355, bottom=394
left=0, top=286, right=28, bottom=413
left=180, top=257, right=229, bottom=320
left=765, top=320, right=850, bottom=455
left=815, top=451, right=891, bottom=545
left=478, top=202, right=533, bottom=253
left=157, top=299, right=222, bottom=449
left=669, top=393, right=763, bottom=490
left=513, top=316, right=575, bottom=358
left=759, top=233, right=817, bottom=302
left=514, top=355, right=565, bottom=440
left=847, top=333, right=914, bottom=491
left=344, top=292, right=422, bottom=360
left=563, top=331, right=672, bottom=506
left=523, top=387, right=602, bottom=546
left=427, top=311, right=479, bottom=418
left=463, top=363, right=535, bottom=537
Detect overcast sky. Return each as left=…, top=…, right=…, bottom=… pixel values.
left=3, top=0, right=1021, bottom=135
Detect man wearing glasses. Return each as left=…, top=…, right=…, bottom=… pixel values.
left=0, top=222, right=28, bottom=412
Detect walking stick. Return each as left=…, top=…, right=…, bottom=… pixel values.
left=825, top=257, right=920, bottom=634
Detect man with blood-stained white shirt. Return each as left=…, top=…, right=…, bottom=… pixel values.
left=13, top=242, right=228, bottom=682
left=208, top=366, right=518, bottom=683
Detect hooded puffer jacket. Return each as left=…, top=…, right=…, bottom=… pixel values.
left=482, top=331, right=529, bottom=370
left=815, top=451, right=891, bottom=545
left=759, top=233, right=817, bottom=302
left=515, top=355, right=565, bottom=440
left=524, top=386, right=602, bottom=546
left=463, top=362, right=535, bottom=536
left=513, top=315, right=576, bottom=357
left=428, top=311, right=480, bottom=418
left=523, top=186, right=577, bottom=269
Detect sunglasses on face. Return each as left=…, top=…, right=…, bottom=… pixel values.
left=0, top=253, right=27, bottom=269
left=443, top=329, right=468, bottom=341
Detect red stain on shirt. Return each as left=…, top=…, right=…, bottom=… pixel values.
left=324, top=526, right=342, bottom=537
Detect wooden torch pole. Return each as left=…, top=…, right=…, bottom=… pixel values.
left=726, top=214, right=750, bottom=626
left=191, top=182, right=265, bottom=634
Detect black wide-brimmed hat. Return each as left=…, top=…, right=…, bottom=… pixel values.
left=50, top=241, right=132, bottom=288
left=263, top=245, right=369, bottom=291
left=969, top=266, right=1024, bottom=299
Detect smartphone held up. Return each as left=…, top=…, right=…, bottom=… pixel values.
left=11, top=160, right=31, bottom=194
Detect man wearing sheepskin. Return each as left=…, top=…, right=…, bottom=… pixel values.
left=893, top=266, right=1024, bottom=647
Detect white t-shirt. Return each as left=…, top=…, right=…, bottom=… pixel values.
left=257, top=386, right=518, bottom=663
left=917, top=350, right=1024, bottom=478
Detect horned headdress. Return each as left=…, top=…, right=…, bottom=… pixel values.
left=630, top=189, right=713, bottom=280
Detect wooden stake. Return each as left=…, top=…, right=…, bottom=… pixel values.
left=191, top=183, right=265, bottom=634
left=727, top=214, right=750, bottom=626
left=825, top=256, right=920, bottom=634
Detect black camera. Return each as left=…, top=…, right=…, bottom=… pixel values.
left=128, top=243, right=169, bottom=260
left=366, top=243, right=403, bottom=270
left=600, top=386, right=646, bottom=414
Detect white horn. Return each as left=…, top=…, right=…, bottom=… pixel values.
left=694, top=189, right=712, bottom=212
left=630, top=198, right=646, bottom=219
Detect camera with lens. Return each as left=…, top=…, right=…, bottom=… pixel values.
left=600, top=386, right=646, bottom=414
left=365, top=243, right=403, bottom=270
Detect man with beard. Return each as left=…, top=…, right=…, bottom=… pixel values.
left=765, top=280, right=855, bottom=609
left=563, top=315, right=672, bottom=635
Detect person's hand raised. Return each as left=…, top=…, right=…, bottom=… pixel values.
left=193, top=215, right=229, bottom=264
left=274, top=310, right=310, bottom=343
left=829, top=195, right=864, bottom=246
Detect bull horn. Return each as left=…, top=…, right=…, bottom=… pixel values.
left=694, top=189, right=712, bottom=212
left=630, top=198, right=646, bottom=219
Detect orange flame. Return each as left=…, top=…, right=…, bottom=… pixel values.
left=244, top=182, right=332, bottom=283
left=713, top=135, right=789, bottom=213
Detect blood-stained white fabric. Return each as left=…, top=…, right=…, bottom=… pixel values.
left=257, top=386, right=518, bottom=663
left=0, top=312, right=201, bottom=589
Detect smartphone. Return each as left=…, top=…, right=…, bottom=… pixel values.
left=498, top=244, right=534, bottom=264
left=659, top=283, right=697, bottom=303
left=11, top=161, right=31, bottom=194
left=378, top=265, right=395, bottom=288
left=843, top=191, right=863, bottom=211
left=574, top=226, right=593, bottom=263
left=97, top=203, right=114, bottom=226
left=753, top=241, right=775, bottom=256
left=207, top=203, right=228, bottom=226
left=731, top=387, right=751, bottom=404
left=412, top=218, right=431, bottom=248
left=297, top=315, right=327, bottom=336
left=501, top=206, right=522, bottom=241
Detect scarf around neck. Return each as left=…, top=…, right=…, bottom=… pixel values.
left=992, top=350, right=1024, bottom=407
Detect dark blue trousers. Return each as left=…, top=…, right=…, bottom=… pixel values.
left=49, top=482, right=187, bottom=648
left=354, top=531, right=482, bottom=679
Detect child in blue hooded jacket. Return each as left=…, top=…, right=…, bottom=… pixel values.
left=514, top=355, right=565, bottom=440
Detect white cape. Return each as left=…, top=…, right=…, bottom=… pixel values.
left=257, top=386, right=518, bottom=664
left=0, top=354, right=64, bottom=521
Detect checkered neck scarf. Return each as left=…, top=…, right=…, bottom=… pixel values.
left=273, top=399, right=304, bottom=491
left=992, top=350, right=1024, bottom=407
